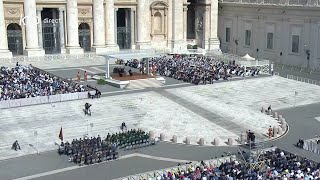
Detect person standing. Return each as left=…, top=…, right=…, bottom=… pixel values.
left=84, top=71, right=88, bottom=81
left=77, top=72, right=81, bottom=83
left=268, top=126, right=273, bottom=138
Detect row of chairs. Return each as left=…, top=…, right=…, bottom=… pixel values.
left=73, top=152, right=119, bottom=166
left=119, top=138, right=157, bottom=151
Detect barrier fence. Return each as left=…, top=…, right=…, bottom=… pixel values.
left=0, top=91, right=90, bottom=109
left=286, top=74, right=320, bottom=86
left=114, top=156, right=236, bottom=180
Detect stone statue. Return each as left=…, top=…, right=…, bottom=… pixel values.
left=197, top=16, right=203, bottom=31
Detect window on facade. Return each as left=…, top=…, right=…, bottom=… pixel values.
left=267, top=33, right=273, bottom=49
left=245, top=30, right=251, bottom=46
left=292, top=35, right=299, bottom=53
left=153, top=12, right=162, bottom=34
left=226, top=28, right=230, bottom=43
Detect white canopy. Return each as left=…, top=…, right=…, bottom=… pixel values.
left=99, top=50, right=165, bottom=60
left=242, top=54, right=255, bottom=61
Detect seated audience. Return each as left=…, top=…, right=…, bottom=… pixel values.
left=148, top=55, right=260, bottom=85
left=148, top=148, right=320, bottom=180
left=0, top=64, right=86, bottom=101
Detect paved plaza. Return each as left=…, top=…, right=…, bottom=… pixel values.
left=1, top=62, right=320, bottom=180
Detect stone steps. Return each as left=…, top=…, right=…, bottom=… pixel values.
left=125, top=78, right=163, bottom=90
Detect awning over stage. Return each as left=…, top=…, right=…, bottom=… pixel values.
left=241, top=54, right=255, bottom=61
left=99, top=50, right=165, bottom=78
left=99, top=51, right=165, bottom=60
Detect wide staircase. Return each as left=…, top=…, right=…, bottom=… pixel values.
left=125, top=78, right=163, bottom=90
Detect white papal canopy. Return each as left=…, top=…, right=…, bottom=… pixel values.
left=100, top=51, right=165, bottom=78
left=242, top=54, right=255, bottom=61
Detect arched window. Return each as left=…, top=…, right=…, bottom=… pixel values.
left=78, top=23, right=91, bottom=51
left=7, top=23, right=23, bottom=55
left=154, top=12, right=162, bottom=34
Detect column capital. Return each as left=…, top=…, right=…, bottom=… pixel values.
left=58, top=8, right=66, bottom=12
left=36, top=7, right=43, bottom=11
left=114, top=8, right=118, bottom=12
left=130, top=8, right=136, bottom=12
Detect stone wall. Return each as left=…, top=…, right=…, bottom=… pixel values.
left=218, top=4, right=320, bottom=70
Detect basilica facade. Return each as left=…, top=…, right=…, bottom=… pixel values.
left=0, top=0, right=319, bottom=69
left=0, top=0, right=220, bottom=57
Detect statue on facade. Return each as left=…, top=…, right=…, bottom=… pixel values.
left=197, top=16, right=203, bottom=31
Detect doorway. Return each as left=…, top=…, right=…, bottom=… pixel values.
left=117, top=8, right=131, bottom=49
left=41, top=8, right=61, bottom=54
left=7, top=23, right=23, bottom=55
left=78, top=23, right=91, bottom=52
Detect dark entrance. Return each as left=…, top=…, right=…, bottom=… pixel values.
left=42, top=8, right=61, bottom=54
left=7, top=23, right=23, bottom=55
left=117, top=8, right=131, bottom=49
left=187, top=0, right=196, bottom=40
left=78, top=23, right=91, bottom=52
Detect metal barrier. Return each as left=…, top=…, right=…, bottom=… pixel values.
left=286, top=74, right=320, bottom=86
left=114, top=156, right=236, bottom=180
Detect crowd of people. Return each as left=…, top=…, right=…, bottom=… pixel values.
left=145, top=148, right=320, bottom=180
left=58, top=129, right=155, bottom=165
left=58, top=135, right=119, bottom=166
left=0, top=63, right=86, bottom=101
left=113, top=67, right=133, bottom=77
left=148, top=55, right=260, bottom=85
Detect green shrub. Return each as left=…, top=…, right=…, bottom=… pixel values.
left=97, top=79, right=107, bottom=85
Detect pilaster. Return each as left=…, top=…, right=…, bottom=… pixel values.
left=208, top=0, right=220, bottom=50
left=66, top=0, right=83, bottom=54
left=136, top=0, right=151, bottom=50
left=36, top=8, right=43, bottom=49
left=92, top=0, right=107, bottom=53
left=104, top=0, right=119, bottom=51
left=172, top=0, right=186, bottom=53
left=23, top=0, right=45, bottom=56
left=58, top=8, right=66, bottom=54
left=0, top=0, right=12, bottom=58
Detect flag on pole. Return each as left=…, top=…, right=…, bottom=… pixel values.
left=59, top=127, right=63, bottom=141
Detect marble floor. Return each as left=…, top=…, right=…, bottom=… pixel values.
left=1, top=76, right=319, bottom=160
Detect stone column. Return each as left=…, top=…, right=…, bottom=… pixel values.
left=183, top=7, right=188, bottom=42
left=92, top=0, right=107, bottom=53
left=52, top=10, right=59, bottom=53
left=136, top=0, right=151, bottom=49
left=0, top=0, right=12, bottom=58
left=105, top=0, right=119, bottom=51
left=66, top=0, right=83, bottom=54
left=58, top=8, right=66, bottom=53
left=36, top=8, right=43, bottom=49
left=130, top=9, right=135, bottom=49
left=114, top=8, right=118, bottom=45
left=172, top=0, right=186, bottom=53
left=167, top=0, right=173, bottom=50
left=23, top=0, right=45, bottom=56
left=202, top=6, right=210, bottom=49
left=208, top=0, right=220, bottom=50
